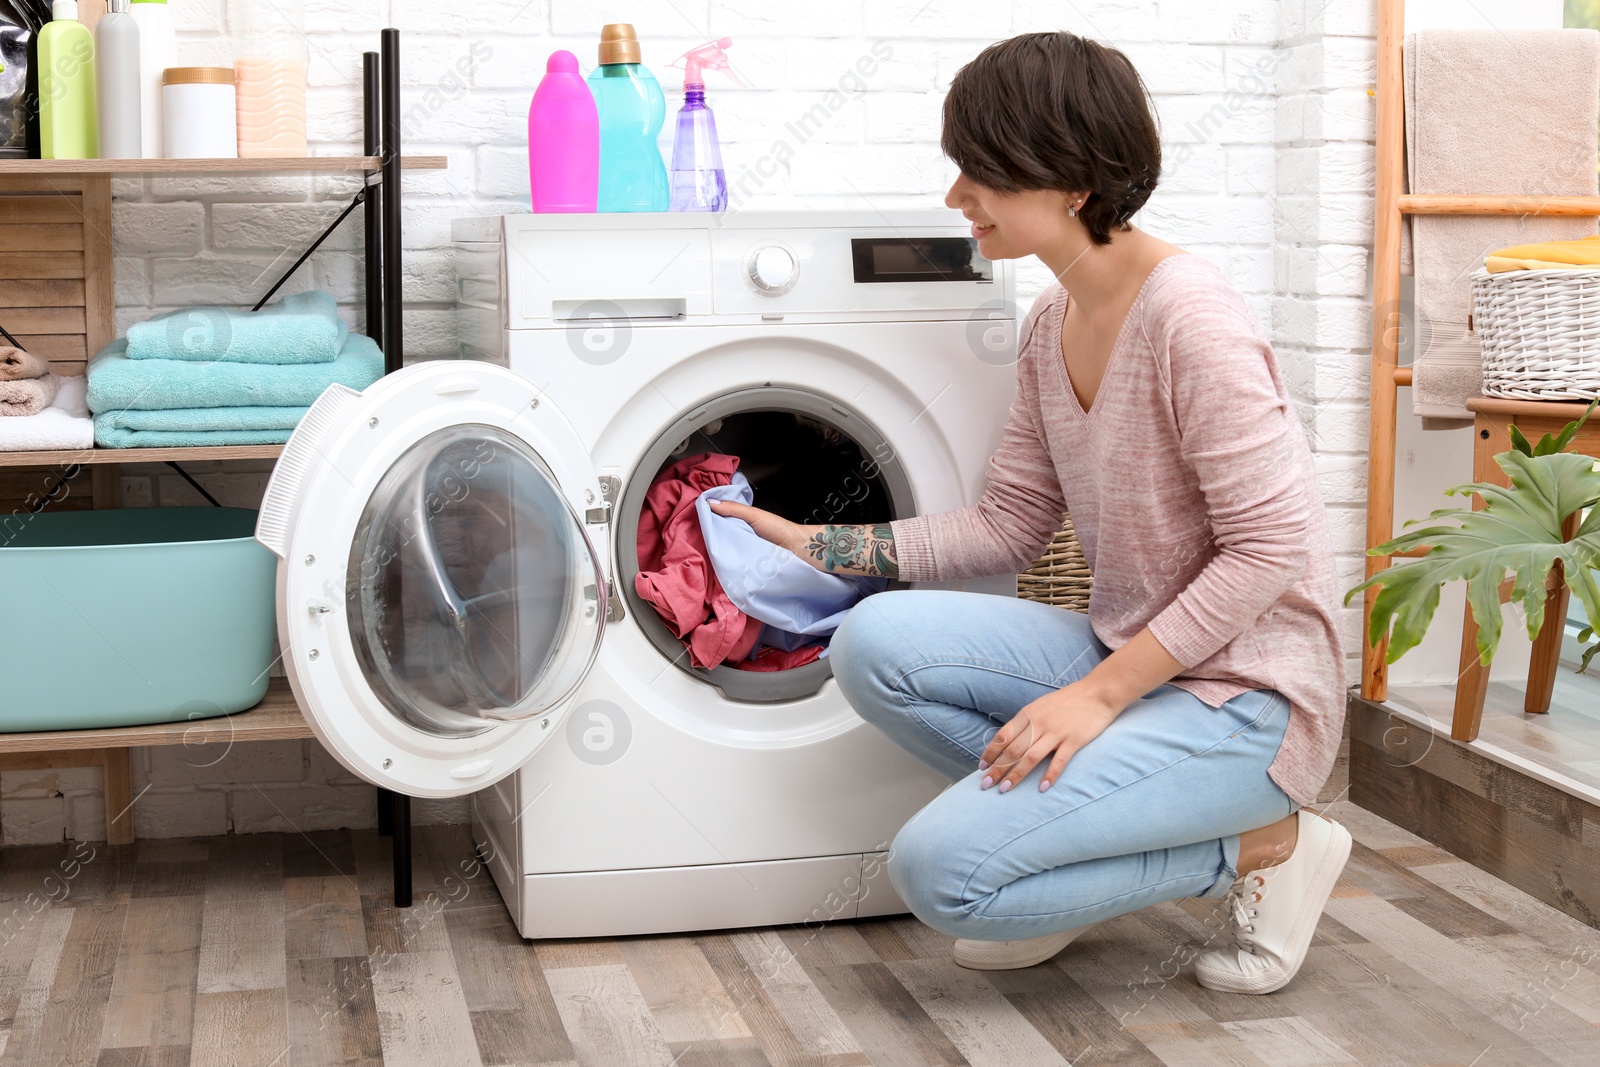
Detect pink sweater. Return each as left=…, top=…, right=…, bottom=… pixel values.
left=891, top=255, right=1345, bottom=805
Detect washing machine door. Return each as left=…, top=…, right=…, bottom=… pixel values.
left=255, top=362, right=608, bottom=798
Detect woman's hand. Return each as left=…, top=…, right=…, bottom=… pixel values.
left=706, top=501, right=900, bottom=579
left=978, top=680, right=1125, bottom=793
left=706, top=499, right=806, bottom=555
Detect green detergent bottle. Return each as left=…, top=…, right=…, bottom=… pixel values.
left=38, top=0, right=98, bottom=160
left=587, top=23, right=668, bottom=212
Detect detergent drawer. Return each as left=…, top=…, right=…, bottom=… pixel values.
left=457, top=215, right=715, bottom=328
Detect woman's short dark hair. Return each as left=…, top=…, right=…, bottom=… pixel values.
left=942, top=32, right=1161, bottom=245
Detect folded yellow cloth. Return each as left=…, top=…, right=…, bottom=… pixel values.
left=1485, top=234, right=1600, bottom=273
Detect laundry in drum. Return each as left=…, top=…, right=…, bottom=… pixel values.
left=697, top=473, right=886, bottom=650
left=634, top=416, right=888, bottom=673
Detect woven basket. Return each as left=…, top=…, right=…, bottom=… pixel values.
left=1472, top=267, right=1600, bottom=401
left=1016, top=512, right=1093, bottom=613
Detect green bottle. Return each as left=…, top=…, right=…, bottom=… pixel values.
left=39, top=0, right=99, bottom=160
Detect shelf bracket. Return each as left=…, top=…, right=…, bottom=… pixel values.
left=251, top=187, right=368, bottom=313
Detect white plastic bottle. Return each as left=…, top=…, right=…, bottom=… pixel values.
left=96, top=0, right=141, bottom=158
left=129, top=0, right=175, bottom=158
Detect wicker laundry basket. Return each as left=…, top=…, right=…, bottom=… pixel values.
left=1016, top=512, right=1093, bottom=613
left=1472, top=268, right=1600, bottom=400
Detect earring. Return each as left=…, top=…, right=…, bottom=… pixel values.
left=1067, top=204, right=1077, bottom=218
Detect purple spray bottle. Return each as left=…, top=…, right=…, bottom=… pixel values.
left=669, top=39, right=741, bottom=212
left=528, top=50, right=599, bottom=213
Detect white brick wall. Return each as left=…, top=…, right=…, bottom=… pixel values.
left=2, top=0, right=1378, bottom=844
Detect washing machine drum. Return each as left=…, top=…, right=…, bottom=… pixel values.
left=255, top=362, right=609, bottom=798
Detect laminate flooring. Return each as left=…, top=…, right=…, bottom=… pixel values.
left=2, top=800, right=1598, bottom=1067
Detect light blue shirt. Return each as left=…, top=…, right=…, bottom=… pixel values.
left=696, top=474, right=887, bottom=653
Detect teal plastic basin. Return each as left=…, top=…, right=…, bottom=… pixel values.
left=0, top=508, right=277, bottom=732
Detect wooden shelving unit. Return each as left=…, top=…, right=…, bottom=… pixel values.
left=2, top=31, right=424, bottom=895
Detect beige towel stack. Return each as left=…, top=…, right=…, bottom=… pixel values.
left=0, top=345, right=61, bottom=417
left=1404, top=29, right=1600, bottom=426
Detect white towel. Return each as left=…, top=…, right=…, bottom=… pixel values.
left=0, top=374, right=94, bottom=452
left=1404, top=29, right=1600, bottom=424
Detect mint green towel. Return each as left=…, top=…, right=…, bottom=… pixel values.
left=95, top=406, right=307, bottom=448
left=88, top=333, right=383, bottom=412
left=126, top=291, right=350, bottom=364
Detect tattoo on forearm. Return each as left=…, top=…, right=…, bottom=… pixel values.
left=805, top=524, right=898, bottom=579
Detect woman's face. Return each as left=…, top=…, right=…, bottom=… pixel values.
left=945, top=172, right=1081, bottom=260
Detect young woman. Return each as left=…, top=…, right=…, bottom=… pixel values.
left=709, top=31, right=1348, bottom=994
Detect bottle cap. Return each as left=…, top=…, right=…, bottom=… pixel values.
left=163, top=67, right=237, bottom=86
left=52, top=0, right=78, bottom=19
left=546, top=50, right=579, bottom=74
left=675, top=38, right=743, bottom=89
left=598, top=23, right=642, bottom=66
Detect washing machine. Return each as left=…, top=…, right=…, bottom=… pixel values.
left=255, top=210, right=1020, bottom=939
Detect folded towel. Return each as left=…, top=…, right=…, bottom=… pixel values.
left=95, top=405, right=307, bottom=448
left=126, top=290, right=350, bottom=365
left=1404, top=29, right=1600, bottom=423
left=1485, top=235, right=1600, bottom=272
left=0, top=345, right=49, bottom=381
left=0, top=372, right=62, bottom=417
left=88, top=332, right=384, bottom=413
left=0, top=374, right=93, bottom=452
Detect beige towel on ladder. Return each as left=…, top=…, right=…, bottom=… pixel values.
left=1404, top=29, right=1600, bottom=425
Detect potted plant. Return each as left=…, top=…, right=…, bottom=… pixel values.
left=1350, top=401, right=1600, bottom=671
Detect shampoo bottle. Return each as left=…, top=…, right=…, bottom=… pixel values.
left=586, top=24, right=668, bottom=212
left=130, top=0, right=174, bottom=158
left=95, top=0, right=140, bottom=158
left=38, top=0, right=97, bottom=160
left=669, top=39, right=739, bottom=212
left=527, top=50, right=598, bottom=213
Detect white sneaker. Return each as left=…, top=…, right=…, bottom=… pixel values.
left=1194, top=808, right=1353, bottom=994
left=953, top=925, right=1091, bottom=970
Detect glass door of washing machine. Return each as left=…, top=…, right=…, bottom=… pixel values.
left=257, top=361, right=608, bottom=798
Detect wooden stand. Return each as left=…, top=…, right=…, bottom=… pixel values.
left=1362, top=0, right=1600, bottom=734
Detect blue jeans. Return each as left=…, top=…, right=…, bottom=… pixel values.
left=831, top=590, right=1295, bottom=942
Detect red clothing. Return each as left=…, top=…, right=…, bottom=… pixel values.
left=634, top=452, right=824, bottom=671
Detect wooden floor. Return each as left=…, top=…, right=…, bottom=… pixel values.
left=2, top=801, right=1598, bottom=1067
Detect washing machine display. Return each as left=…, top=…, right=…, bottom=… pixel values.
left=850, top=236, right=992, bottom=283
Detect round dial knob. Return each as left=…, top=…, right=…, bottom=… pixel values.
left=747, top=245, right=798, bottom=295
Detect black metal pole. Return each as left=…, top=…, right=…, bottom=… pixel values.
left=380, top=28, right=403, bottom=375
left=391, top=793, right=413, bottom=908
left=362, top=51, right=383, bottom=350
left=376, top=786, right=393, bottom=835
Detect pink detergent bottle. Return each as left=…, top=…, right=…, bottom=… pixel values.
left=528, top=51, right=599, bottom=213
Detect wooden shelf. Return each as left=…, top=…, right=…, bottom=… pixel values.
left=0, top=679, right=311, bottom=754
left=0, top=156, right=447, bottom=176
left=1466, top=396, right=1600, bottom=420
left=1399, top=194, right=1600, bottom=217
left=0, top=444, right=284, bottom=468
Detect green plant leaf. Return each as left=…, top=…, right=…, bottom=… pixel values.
left=1509, top=423, right=1535, bottom=457
left=1544, top=398, right=1599, bottom=456
left=1348, top=448, right=1600, bottom=665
